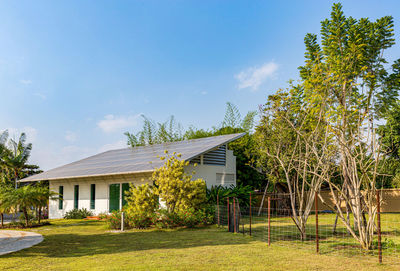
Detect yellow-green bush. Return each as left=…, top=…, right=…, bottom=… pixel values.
left=153, top=151, right=207, bottom=213
left=124, top=183, right=158, bottom=228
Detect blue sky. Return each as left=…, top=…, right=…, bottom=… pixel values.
left=1, top=0, right=400, bottom=170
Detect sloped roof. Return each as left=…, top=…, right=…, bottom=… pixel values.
left=20, top=133, right=245, bottom=182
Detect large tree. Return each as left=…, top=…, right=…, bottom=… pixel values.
left=301, top=3, right=399, bottom=249
left=256, top=3, right=400, bottom=249
left=256, top=86, right=333, bottom=240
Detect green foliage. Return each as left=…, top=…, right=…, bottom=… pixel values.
left=154, top=208, right=213, bottom=229
left=63, top=208, right=94, bottom=219
left=106, top=210, right=131, bottom=230
left=125, top=115, right=184, bottom=147
left=153, top=152, right=207, bottom=213
left=0, top=130, right=41, bottom=187
left=206, top=185, right=255, bottom=207
left=124, top=183, right=159, bottom=228
left=125, top=183, right=158, bottom=215
left=377, top=102, right=400, bottom=187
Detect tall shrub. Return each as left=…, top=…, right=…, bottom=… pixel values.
left=124, top=183, right=158, bottom=228
left=153, top=152, right=206, bottom=213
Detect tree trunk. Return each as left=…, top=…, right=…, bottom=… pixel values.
left=333, top=212, right=339, bottom=234
left=23, top=208, right=29, bottom=227
left=1, top=213, right=3, bottom=228
left=38, top=208, right=42, bottom=224
left=258, top=180, right=270, bottom=216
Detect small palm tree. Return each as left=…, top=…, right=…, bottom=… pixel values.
left=33, top=186, right=58, bottom=223
left=2, top=133, right=33, bottom=188
left=0, top=185, right=13, bottom=227
left=10, top=185, right=37, bottom=227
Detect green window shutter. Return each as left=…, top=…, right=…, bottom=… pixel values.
left=59, top=186, right=64, bottom=210
left=109, top=184, right=120, bottom=212
left=90, top=184, right=96, bottom=209
left=122, top=183, right=130, bottom=208
left=74, top=185, right=79, bottom=209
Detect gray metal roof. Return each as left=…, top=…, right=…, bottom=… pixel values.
left=20, top=133, right=245, bottom=182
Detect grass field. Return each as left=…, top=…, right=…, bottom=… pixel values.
left=218, top=207, right=400, bottom=263
left=1, top=219, right=400, bottom=271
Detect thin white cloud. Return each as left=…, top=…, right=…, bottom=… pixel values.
left=97, top=114, right=141, bottom=133
left=235, top=61, right=278, bottom=91
left=200, top=91, right=208, bottom=95
left=65, top=131, right=77, bottom=143
left=20, top=79, right=32, bottom=85
left=34, top=92, right=47, bottom=100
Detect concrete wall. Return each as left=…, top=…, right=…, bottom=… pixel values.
left=317, top=189, right=400, bottom=213
left=253, top=189, right=400, bottom=213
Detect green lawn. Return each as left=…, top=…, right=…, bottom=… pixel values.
left=0, top=219, right=400, bottom=270
left=236, top=212, right=400, bottom=259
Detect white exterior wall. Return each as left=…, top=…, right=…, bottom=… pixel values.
left=49, top=173, right=152, bottom=219
left=184, top=149, right=236, bottom=188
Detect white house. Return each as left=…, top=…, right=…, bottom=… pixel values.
left=20, top=133, right=245, bottom=219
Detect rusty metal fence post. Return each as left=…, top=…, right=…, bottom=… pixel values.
left=249, top=192, right=252, bottom=236
left=268, top=196, right=271, bottom=246
left=233, top=197, right=237, bottom=233
left=315, top=191, right=319, bottom=254
left=377, top=190, right=382, bottom=264
left=227, top=197, right=230, bottom=231
left=217, top=194, right=220, bottom=227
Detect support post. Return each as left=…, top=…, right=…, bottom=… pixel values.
left=249, top=192, right=252, bottom=236
left=227, top=197, right=230, bottom=231
left=268, top=196, right=271, bottom=246
left=121, top=211, right=124, bottom=232
left=377, top=190, right=382, bottom=264
left=315, top=191, right=319, bottom=253
left=233, top=197, right=237, bottom=233
left=217, top=194, right=220, bottom=226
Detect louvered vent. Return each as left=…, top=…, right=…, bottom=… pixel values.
left=190, top=156, right=201, bottom=164
left=216, top=173, right=235, bottom=185
left=203, top=145, right=226, bottom=166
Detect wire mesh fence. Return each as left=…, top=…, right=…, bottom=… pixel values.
left=214, top=193, right=400, bottom=264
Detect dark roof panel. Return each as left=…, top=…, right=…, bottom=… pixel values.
left=21, top=133, right=245, bottom=182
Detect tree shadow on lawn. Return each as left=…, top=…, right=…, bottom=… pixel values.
left=0, top=225, right=255, bottom=259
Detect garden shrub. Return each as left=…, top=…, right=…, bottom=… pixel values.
left=63, top=208, right=94, bottom=219
left=154, top=208, right=214, bottom=229
left=154, top=209, right=181, bottom=229
left=5, top=220, right=51, bottom=229
left=127, top=212, right=156, bottom=229
left=98, top=212, right=108, bottom=220
left=124, top=183, right=158, bottom=229
left=106, top=210, right=130, bottom=230
left=153, top=152, right=207, bottom=213
left=19, top=212, right=35, bottom=223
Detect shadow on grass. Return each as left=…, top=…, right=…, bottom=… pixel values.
left=1, top=222, right=254, bottom=259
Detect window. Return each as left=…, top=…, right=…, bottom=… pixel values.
left=216, top=173, right=235, bottom=185
left=74, top=185, right=79, bottom=209
left=58, top=186, right=64, bottom=210
left=109, top=183, right=120, bottom=212
left=90, top=184, right=96, bottom=209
